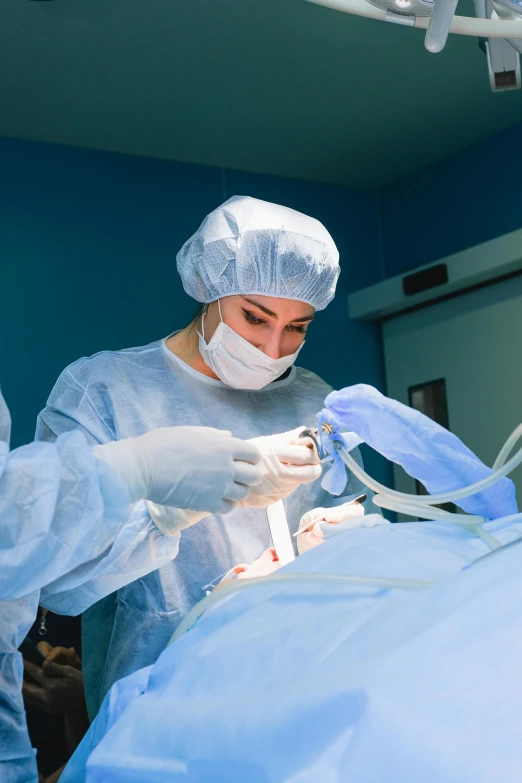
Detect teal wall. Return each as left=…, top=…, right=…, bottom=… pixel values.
left=379, top=121, right=522, bottom=277
left=0, top=137, right=389, bottom=481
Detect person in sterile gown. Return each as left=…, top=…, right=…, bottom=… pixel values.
left=36, top=195, right=372, bottom=718
left=0, top=388, right=266, bottom=783
left=59, top=386, right=522, bottom=783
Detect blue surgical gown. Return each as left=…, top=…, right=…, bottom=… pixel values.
left=36, top=338, right=368, bottom=717
left=0, top=394, right=179, bottom=783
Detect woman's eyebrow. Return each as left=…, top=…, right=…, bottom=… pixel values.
left=291, top=314, right=315, bottom=323
left=241, top=297, right=277, bottom=318
left=241, top=296, right=315, bottom=322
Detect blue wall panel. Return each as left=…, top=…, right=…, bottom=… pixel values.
left=379, top=121, right=522, bottom=278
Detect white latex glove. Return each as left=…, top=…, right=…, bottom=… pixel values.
left=94, top=426, right=262, bottom=513
left=237, top=548, right=282, bottom=580
left=219, top=548, right=282, bottom=585
left=145, top=505, right=210, bottom=537
left=297, top=504, right=389, bottom=554
left=236, top=427, right=322, bottom=508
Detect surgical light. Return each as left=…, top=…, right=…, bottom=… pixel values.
left=493, top=0, right=522, bottom=16
left=367, top=0, right=433, bottom=17
left=307, top=0, right=522, bottom=89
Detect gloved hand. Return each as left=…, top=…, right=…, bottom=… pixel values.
left=236, top=427, right=322, bottom=508
left=218, top=548, right=282, bottom=586
left=236, top=548, right=282, bottom=580
left=145, top=504, right=210, bottom=537
left=297, top=503, right=389, bottom=554
left=94, top=426, right=262, bottom=513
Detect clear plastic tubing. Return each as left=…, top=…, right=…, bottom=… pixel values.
left=493, top=423, right=522, bottom=471
left=331, top=423, right=522, bottom=506
left=169, top=572, right=435, bottom=644
left=331, top=421, right=522, bottom=550
left=370, top=496, right=503, bottom=550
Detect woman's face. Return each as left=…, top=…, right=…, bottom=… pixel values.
left=203, top=295, right=315, bottom=359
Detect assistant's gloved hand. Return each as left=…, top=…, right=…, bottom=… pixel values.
left=218, top=548, right=282, bottom=586
left=94, top=426, right=262, bottom=513
left=236, top=427, right=322, bottom=508
left=236, top=548, right=283, bottom=580
left=297, top=503, right=389, bottom=554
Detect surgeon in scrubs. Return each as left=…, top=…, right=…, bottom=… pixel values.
left=0, top=387, right=265, bottom=783
left=36, top=195, right=370, bottom=718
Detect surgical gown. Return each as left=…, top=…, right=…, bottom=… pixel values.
left=36, top=338, right=369, bottom=717
left=0, top=394, right=179, bottom=783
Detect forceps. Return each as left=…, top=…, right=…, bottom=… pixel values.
left=296, top=425, right=366, bottom=537
left=298, top=424, right=334, bottom=460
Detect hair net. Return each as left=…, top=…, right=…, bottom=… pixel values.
left=177, top=196, right=340, bottom=311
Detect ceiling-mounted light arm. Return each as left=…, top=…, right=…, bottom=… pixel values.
left=424, top=0, right=460, bottom=50
left=425, top=0, right=460, bottom=51
left=492, top=0, right=522, bottom=50
left=475, top=0, right=522, bottom=53
left=306, top=0, right=522, bottom=38
left=474, top=0, right=489, bottom=53
left=507, top=35, right=522, bottom=50
left=473, top=0, right=522, bottom=89
left=493, top=0, right=522, bottom=19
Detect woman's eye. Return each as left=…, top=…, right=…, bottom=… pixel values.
left=243, top=310, right=265, bottom=326
left=286, top=324, right=307, bottom=334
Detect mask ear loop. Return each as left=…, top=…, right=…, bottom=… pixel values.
left=199, top=303, right=210, bottom=342
left=200, top=301, right=221, bottom=343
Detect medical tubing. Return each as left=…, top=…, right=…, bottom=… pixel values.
left=169, top=572, right=435, bottom=643
left=333, top=444, right=507, bottom=548
left=493, top=423, right=522, bottom=471
left=329, top=432, right=522, bottom=549
left=331, top=433, right=522, bottom=506
left=371, top=495, right=481, bottom=525
left=371, top=496, right=502, bottom=550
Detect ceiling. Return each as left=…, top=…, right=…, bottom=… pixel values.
left=1, top=0, right=522, bottom=188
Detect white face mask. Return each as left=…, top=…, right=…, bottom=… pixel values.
left=198, top=300, right=304, bottom=390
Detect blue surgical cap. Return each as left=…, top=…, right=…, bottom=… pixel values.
left=176, top=196, right=340, bottom=311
